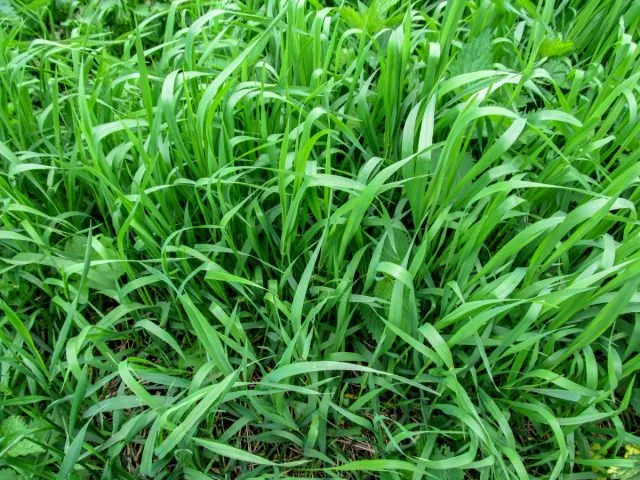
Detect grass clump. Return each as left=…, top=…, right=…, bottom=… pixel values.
left=1, top=0, right=640, bottom=478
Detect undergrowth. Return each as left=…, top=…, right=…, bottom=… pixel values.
left=1, top=0, right=640, bottom=479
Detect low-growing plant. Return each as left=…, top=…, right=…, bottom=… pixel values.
left=0, top=0, right=639, bottom=478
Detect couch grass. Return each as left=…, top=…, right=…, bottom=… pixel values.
left=1, top=0, right=640, bottom=478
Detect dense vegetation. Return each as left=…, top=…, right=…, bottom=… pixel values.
left=1, top=0, right=640, bottom=478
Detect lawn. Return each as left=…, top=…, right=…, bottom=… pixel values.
left=1, top=0, right=640, bottom=478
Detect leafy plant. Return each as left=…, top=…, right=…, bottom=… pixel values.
left=0, top=0, right=16, bottom=18
left=450, top=28, right=494, bottom=76
left=608, top=446, right=640, bottom=479
left=0, top=416, right=44, bottom=457
left=0, top=468, right=20, bottom=479
left=540, top=36, right=574, bottom=58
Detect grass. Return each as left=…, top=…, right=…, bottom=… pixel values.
left=0, top=0, right=640, bottom=478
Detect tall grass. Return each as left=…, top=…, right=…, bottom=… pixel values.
left=1, top=0, right=640, bottom=478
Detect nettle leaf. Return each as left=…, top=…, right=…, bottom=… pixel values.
left=0, top=468, right=20, bottom=480
left=631, top=388, right=640, bottom=416
left=544, top=58, right=571, bottom=84
left=339, top=6, right=364, bottom=29
left=608, top=462, right=640, bottom=479
left=450, top=29, right=493, bottom=77
left=339, top=0, right=400, bottom=34
left=381, top=227, right=411, bottom=263
left=361, top=302, right=386, bottom=340
left=362, top=227, right=413, bottom=340
left=1, top=415, right=27, bottom=436
left=0, top=416, right=45, bottom=457
left=433, top=445, right=465, bottom=480
left=6, top=439, right=44, bottom=457
left=62, top=234, right=126, bottom=299
left=540, top=37, right=573, bottom=58
left=361, top=276, right=393, bottom=340
left=374, top=275, right=395, bottom=300
left=0, top=0, right=17, bottom=18
left=363, top=277, right=419, bottom=341
left=608, top=447, right=640, bottom=479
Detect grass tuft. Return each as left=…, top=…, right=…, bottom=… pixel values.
left=1, top=0, right=640, bottom=478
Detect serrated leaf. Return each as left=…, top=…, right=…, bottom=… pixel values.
left=360, top=226, right=414, bottom=340
left=608, top=462, right=640, bottom=480
left=631, top=389, right=640, bottom=416
left=361, top=303, right=386, bottom=341
left=609, top=447, right=640, bottom=479
left=540, top=38, right=573, bottom=58
left=450, top=29, right=493, bottom=77
left=381, top=227, right=411, bottom=263
left=0, top=468, right=20, bottom=480
left=544, top=58, right=570, bottom=83
left=0, top=416, right=45, bottom=457
left=363, top=267, right=421, bottom=342
left=6, top=438, right=45, bottom=457
left=339, top=0, right=399, bottom=34
left=433, top=444, right=465, bottom=480
left=0, top=416, right=26, bottom=436
left=339, top=7, right=364, bottom=29
left=374, top=275, right=395, bottom=300
left=0, top=0, right=17, bottom=18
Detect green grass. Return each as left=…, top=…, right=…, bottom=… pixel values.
left=1, top=0, right=640, bottom=478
